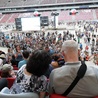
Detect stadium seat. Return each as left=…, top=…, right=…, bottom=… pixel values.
left=50, top=94, right=68, bottom=98
left=50, top=94, right=98, bottom=98
left=7, top=78, right=16, bottom=88
left=0, top=87, right=39, bottom=98
left=13, top=66, right=18, bottom=70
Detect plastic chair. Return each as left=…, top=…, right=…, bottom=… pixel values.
left=13, top=66, right=18, bottom=70
left=50, top=94, right=68, bottom=98
left=0, top=87, right=39, bottom=98
left=50, top=94, right=98, bottom=98
left=7, top=78, right=16, bottom=88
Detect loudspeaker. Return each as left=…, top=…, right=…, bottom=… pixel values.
left=15, top=18, right=22, bottom=31
left=40, top=16, right=49, bottom=26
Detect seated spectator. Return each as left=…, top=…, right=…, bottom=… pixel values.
left=0, top=54, right=6, bottom=64
left=44, top=45, right=55, bottom=56
left=0, top=50, right=5, bottom=55
left=0, top=64, right=16, bottom=78
left=10, top=50, right=51, bottom=98
left=11, top=55, right=17, bottom=66
left=45, top=53, right=65, bottom=78
left=6, top=48, right=13, bottom=64
left=14, top=45, right=23, bottom=66
left=0, top=59, right=3, bottom=66
left=51, top=54, right=60, bottom=68
left=18, top=50, right=30, bottom=69
left=7, top=55, right=12, bottom=64
left=51, top=53, right=65, bottom=68
left=0, top=78, right=8, bottom=91
left=44, top=64, right=53, bottom=79
left=49, top=40, right=98, bottom=98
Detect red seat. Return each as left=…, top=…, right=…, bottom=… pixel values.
left=50, top=94, right=68, bottom=98
left=13, top=65, right=17, bottom=67
left=50, top=94, right=98, bottom=98
left=13, top=66, right=18, bottom=70
left=7, top=78, right=16, bottom=88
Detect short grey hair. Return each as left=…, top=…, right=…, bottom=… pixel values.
left=62, top=40, right=78, bottom=53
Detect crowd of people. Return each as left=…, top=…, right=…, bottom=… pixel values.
left=0, top=21, right=98, bottom=98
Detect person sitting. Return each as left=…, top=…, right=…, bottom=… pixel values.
left=0, top=50, right=5, bottom=55
left=6, top=48, right=13, bottom=63
left=18, top=50, right=30, bottom=69
left=51, top=53, right=65, bottom=68
left=44, top=53, right=65, bottom=79
left=0, top=54, right=6, bottom=64
left=49, top=40, right=98, bottom=98
left=0, top=64, right=16, bottom=78
left=11, top=55, right=17, bottom=66
left=51, top=54, right=60, bottom=68
left=10, top=50, right=51, bottom=98
left=0, top=78, right=8, bottom=91
left=0, top=59, right=3, bottom=67
left=14, top=45, right=23, bottom=66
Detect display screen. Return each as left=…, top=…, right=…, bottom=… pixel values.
left=21, top=17, right=40, bottom=31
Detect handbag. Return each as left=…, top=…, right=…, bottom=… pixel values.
left=50, top=61, right=87, bottom=98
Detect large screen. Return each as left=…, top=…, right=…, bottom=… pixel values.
left=21, top=17, right=40, bottom=31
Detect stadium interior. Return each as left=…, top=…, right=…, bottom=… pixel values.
left=0, top=0, right=98, bottom=98
left=0, top=0, right=97, bottom=31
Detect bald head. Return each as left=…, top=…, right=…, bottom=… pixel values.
left=62, top=40, right=78, bottom=53
left=61, top=40, right=79, bottom=62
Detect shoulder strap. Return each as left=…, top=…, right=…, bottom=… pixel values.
left=62, top=61, right=87, bottom=96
